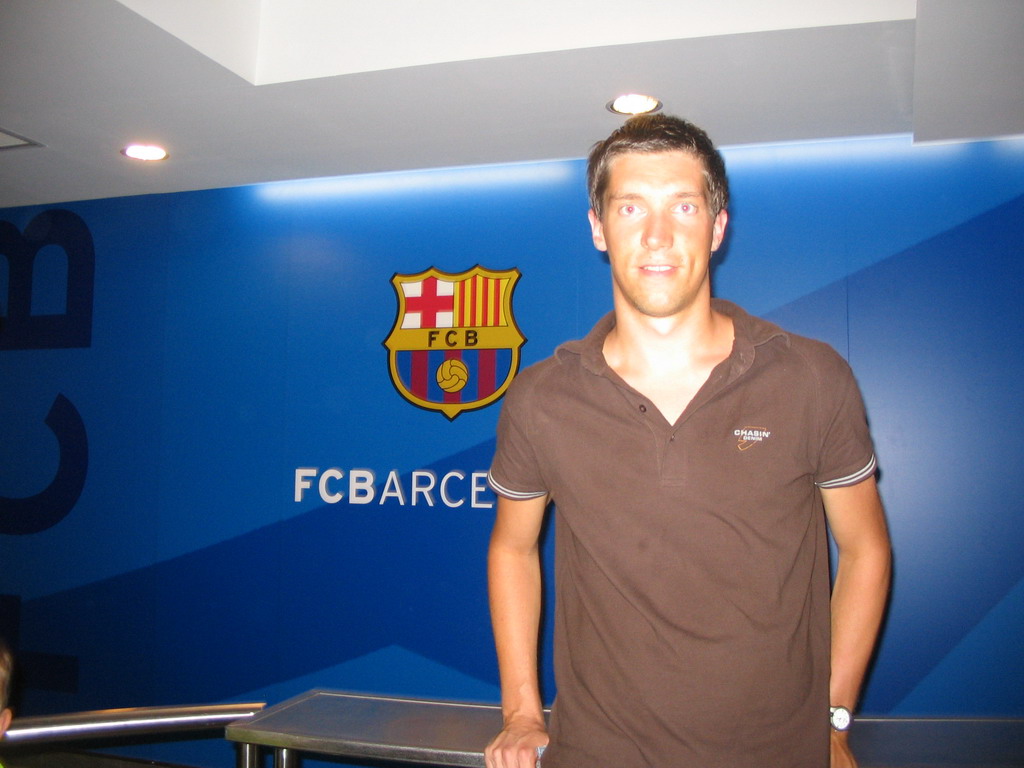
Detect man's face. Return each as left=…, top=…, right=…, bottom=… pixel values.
left=589, top=150, right=727, bottom=320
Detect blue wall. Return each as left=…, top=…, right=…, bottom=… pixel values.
left=2, top=135, right=1023, bottom=766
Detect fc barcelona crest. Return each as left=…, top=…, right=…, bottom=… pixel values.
left=384, top=266, right=525, bottom=419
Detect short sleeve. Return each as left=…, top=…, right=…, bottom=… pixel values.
left=811, top=347, right=877, bottom=489
left=488, top=368, right=549, bottom=500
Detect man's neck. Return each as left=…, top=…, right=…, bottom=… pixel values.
left=606, top=297, right=729, bottom=366
left=603, top=299, right=735, bottom=424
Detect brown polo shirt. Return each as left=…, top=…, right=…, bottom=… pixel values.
left=488, top=299, right=876, bottom=767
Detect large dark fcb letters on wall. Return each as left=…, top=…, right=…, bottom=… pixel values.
left=0, top=209, right=92, bottom=534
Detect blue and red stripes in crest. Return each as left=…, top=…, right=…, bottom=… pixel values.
left=395, top=347, right=511, bottom=405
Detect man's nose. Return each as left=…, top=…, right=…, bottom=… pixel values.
left=641, top=210, right=673, bottom=250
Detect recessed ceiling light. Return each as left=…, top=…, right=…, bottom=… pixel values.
left=607, top=94, right=663, bottom=116
left=121, top=144, right=168, bottom=161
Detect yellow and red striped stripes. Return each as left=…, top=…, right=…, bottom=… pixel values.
left=453, top=275, right=507, bottom=328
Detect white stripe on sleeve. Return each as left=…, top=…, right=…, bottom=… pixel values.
left=816, top=454, right=877, bottom=489
left=487, top=471, right=547, bottom=500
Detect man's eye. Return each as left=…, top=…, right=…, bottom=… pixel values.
left=621, top=204, right=639, bottom=215
left=677, top=203, right=696, bottom=214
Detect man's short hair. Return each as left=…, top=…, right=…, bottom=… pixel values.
left=587, top=114, right=730, bottom=219
left=0, top=639, right=12, bottom=710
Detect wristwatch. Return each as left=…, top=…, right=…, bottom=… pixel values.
left=829, top=706, right=853, bottom=732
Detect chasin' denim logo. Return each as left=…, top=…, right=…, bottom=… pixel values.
left=734, top=426, right=772, bottom=451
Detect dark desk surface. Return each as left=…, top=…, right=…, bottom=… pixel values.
left=226, top=689, right=1024, bottom=767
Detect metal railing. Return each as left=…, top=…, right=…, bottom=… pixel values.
left=2, top=701, right=264, bottom=746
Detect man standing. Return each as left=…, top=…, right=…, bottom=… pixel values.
left=485, top=115, right=891, bottom=767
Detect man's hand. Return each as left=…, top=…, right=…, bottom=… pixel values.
left=830, top=730, right=857, bottom=768
left=484, top=715, right=549, bottom=768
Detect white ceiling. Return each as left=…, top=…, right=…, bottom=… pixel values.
left=114, top=0, right=920, bottom=85
left=0, top=0, right=1021, bottom=209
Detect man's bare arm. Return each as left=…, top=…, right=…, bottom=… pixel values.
left=822, top=476, right=892, bottom=767
left=485, top=494, right=550, bottom=768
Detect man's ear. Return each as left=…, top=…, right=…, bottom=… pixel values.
left=0, top=707, right=12, bottom=737
left=588, top=209, right=608, bottom=252
left=711, top=208, right=728, bottom=253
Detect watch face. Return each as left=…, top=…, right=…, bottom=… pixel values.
left=830, top=706, right=852, bottom=731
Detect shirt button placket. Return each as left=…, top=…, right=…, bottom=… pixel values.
left=663, top=426, right=685, bottom=485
